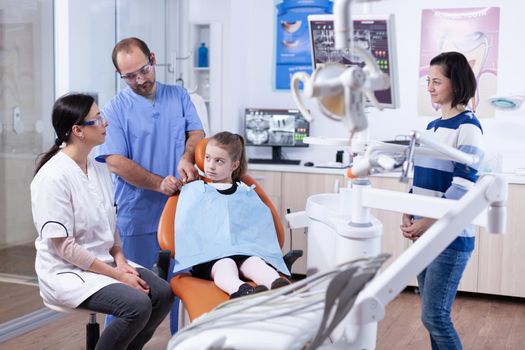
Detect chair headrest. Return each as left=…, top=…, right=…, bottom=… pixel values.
left=194, top=138, right=209, bottom=173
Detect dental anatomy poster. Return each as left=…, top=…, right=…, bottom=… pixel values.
left=418, top=7, right=500, bottom=118
left=274, top=0, right=333, bottom=90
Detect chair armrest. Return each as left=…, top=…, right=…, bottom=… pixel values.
left=152, top=249, right=172, bottom=281
left=283, top=249, right=303, bottom=272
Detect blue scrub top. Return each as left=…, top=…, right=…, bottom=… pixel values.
left=96, top=82, right=203, bottom=236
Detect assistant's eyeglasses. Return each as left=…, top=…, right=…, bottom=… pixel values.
left=80, top=115, right=107, bottom=127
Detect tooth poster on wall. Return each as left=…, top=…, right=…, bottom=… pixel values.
left=418, top=7, right=500, bottom=118
left=274, top=0, right=332, bottom=90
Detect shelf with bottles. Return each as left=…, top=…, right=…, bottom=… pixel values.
left=187, top=21, right=221, bottom=134
left=196, top=41, right=209, bottom=69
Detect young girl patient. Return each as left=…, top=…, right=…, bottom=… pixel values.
left=173, top=131, right=291, bottom=298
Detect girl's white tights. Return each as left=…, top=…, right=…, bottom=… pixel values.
left=211, top=258, right=243, bottom=295
left=211, top=256, right=280, bottom=294
left=240, top=256, right=279, bottom=289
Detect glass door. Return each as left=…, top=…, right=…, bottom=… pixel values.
left=0, top=0, right=54, bottom=322
left=0, top=0, right=181, bottom=341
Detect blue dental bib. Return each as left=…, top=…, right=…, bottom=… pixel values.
left=173, top=180, right=290, bottom=276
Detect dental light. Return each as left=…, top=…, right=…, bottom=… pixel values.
left=291, top=0, right=390, bottom=136
left=488, top=94, right=525, bottom=110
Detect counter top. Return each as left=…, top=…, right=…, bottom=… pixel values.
left=248, top=163, right=349, bottom=175
left=248, top=163, right=525, bottom=185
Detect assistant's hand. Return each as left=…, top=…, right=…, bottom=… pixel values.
left=119, top=272, right=150, bottom=294
left=400, top=217, right=436, bottom=241
left=159, top=175, right=182, bottom=195
left=177, top=156, right=199, bottom=184
left=115, top=257, right=139, bottom=276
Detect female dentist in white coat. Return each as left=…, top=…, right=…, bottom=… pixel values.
left=31, top=93, right=173, bottom=350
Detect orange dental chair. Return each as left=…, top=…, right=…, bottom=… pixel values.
left=155, top=138, right=302, bottom=323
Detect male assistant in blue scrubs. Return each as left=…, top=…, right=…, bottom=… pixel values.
left=96, top=37, right=204, bottom=333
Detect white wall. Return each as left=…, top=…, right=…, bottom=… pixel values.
left=190, top=0, right=525, bottom=172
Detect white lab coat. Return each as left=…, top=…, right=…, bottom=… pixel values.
left=31, top=151, right=140, bottom=308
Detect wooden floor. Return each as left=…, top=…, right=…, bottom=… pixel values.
left=0, top=282, right=43, bottom=323
left=2, top=243, right=525, bottom=349
left=0, top=310, right=170, bottom=350
left=1, top=289, right=524, bottom=349
left=377, top=290, right=525, bottom=350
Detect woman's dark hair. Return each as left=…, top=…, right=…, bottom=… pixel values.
left=35, top=93, right=95, bottom=175
left=112, top=37, right=151, bottom=73
left=430, top=51, right=477, bottom=108
left=209, top=131, right=247, bottom=183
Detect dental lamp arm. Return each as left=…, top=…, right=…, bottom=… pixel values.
left=334, top=0, right=353, bottom=50
left=291, top=72, right=315, bottom=122
left=346, top=130, right=481, bottom=179
left=346, top=174, right=507, bottom=334
left=415, top=132, right=479, bottom=165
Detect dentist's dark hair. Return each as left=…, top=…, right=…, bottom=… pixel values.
left=35, top=93, right=94, bottom=175
left=430, top=51, right=477, bottom=108
left=209, top=131, right=247, bottom=183
left=112, top=37, right=151, bottom=73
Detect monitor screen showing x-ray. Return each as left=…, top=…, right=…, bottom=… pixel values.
left=244, top=108, right=309, bottom=147
left=308, top=14, right=398, bottom=108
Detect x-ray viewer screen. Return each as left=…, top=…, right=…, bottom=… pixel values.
left=244, top=109, right=309, bottom=147
left=309, top=16, right=397, bottom=108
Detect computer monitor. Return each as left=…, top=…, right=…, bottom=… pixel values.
left=244, top=108, right=310, bottom=165
left=308, top=14, right=398, bottom=108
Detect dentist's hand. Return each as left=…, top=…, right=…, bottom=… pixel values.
left=159, top=175, right=182, bottom=195
left=177, top=156, right=199, bottom=184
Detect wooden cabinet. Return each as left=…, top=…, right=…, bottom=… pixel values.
left=281, top=172, right=344, bottom=274
left=477, top=184, right=525, bottom=297
left=457, top=230, right=480, bottom=293
left=250, top=170, right=283, bottom=220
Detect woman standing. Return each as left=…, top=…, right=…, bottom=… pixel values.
left=400, top=52, right=484, bottom=349
left=31, top=93, right=173, bottom=349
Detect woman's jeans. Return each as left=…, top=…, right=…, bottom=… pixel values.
left=79, top=268, right=173, bottom=350
left=417, top=247, right=471, bottom=350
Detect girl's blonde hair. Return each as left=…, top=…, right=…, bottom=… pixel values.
left=209, top=131, right=247, bottom=183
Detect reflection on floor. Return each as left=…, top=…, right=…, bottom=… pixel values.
left=0, top=282, right=42, bottom=324
left=0, top=312, right=170, bottom=350
left=0, top=242, right=36, bottom=276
